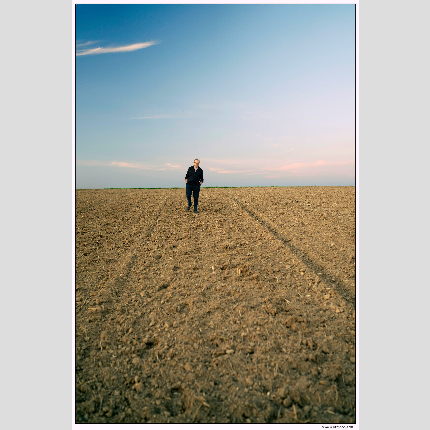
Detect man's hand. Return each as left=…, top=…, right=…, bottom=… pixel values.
left=185, top=179, right=187, bottom=184
left=199, top=181, right=202, bottom=185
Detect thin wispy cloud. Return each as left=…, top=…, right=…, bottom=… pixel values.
left=203, top=158, right=353, bottom=178
left=111, top=161, right=138, bottom=168
left=110, top=161, right=182, bottom=171
left=262, top=160, right=354, bottom=178
left=76, top=40, right=100, bottom=48
left=264, top=160, right=353, bottom=172
left=76, top=41, right=160, bottom=56
left=208, top=167, right=264, bottom=175
left=76, top=160, right=109, bottom=167
left=77, top=160, right=181, bottom=171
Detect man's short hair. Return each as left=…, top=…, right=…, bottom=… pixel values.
left=194, top=159, right=200, bottom=163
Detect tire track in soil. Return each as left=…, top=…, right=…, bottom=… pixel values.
left=76, top=191, right=166, bottom=294
left=76, top=190, right=175, bottom=421
left=101, top=191, right=174, bottom=296
left=76, top=190, right=172, bottom=322
left=231, top=197, right=355, bottom=307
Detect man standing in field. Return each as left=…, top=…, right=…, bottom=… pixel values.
left=185, top=159, right=204, bottom=213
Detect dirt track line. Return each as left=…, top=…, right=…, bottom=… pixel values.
left=97, top=192, right=172, bottom=294
left=231, top=197, right=355, bottom=307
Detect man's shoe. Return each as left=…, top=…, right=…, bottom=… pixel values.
left=186, top=206, right=190, bottom=211
left=194, top=209, right=199, bottom=214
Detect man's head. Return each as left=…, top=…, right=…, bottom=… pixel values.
left=194, top=159, right=200, bottom=166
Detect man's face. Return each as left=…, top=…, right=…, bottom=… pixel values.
left=194, top=160, right=199, bottom=167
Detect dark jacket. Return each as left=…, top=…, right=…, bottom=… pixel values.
left=185, top=166, right=204, bottom=185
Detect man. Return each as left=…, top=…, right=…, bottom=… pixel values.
left=185, top=159, right=204, bottom=213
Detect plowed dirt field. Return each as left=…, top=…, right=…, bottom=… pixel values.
left=75, top=186, right=356, bottom=424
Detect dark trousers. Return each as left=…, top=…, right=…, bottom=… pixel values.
left=186, top=183, right=200, bottom=209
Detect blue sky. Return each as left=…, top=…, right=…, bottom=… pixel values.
left=75, top=3, right=355, bottom=188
